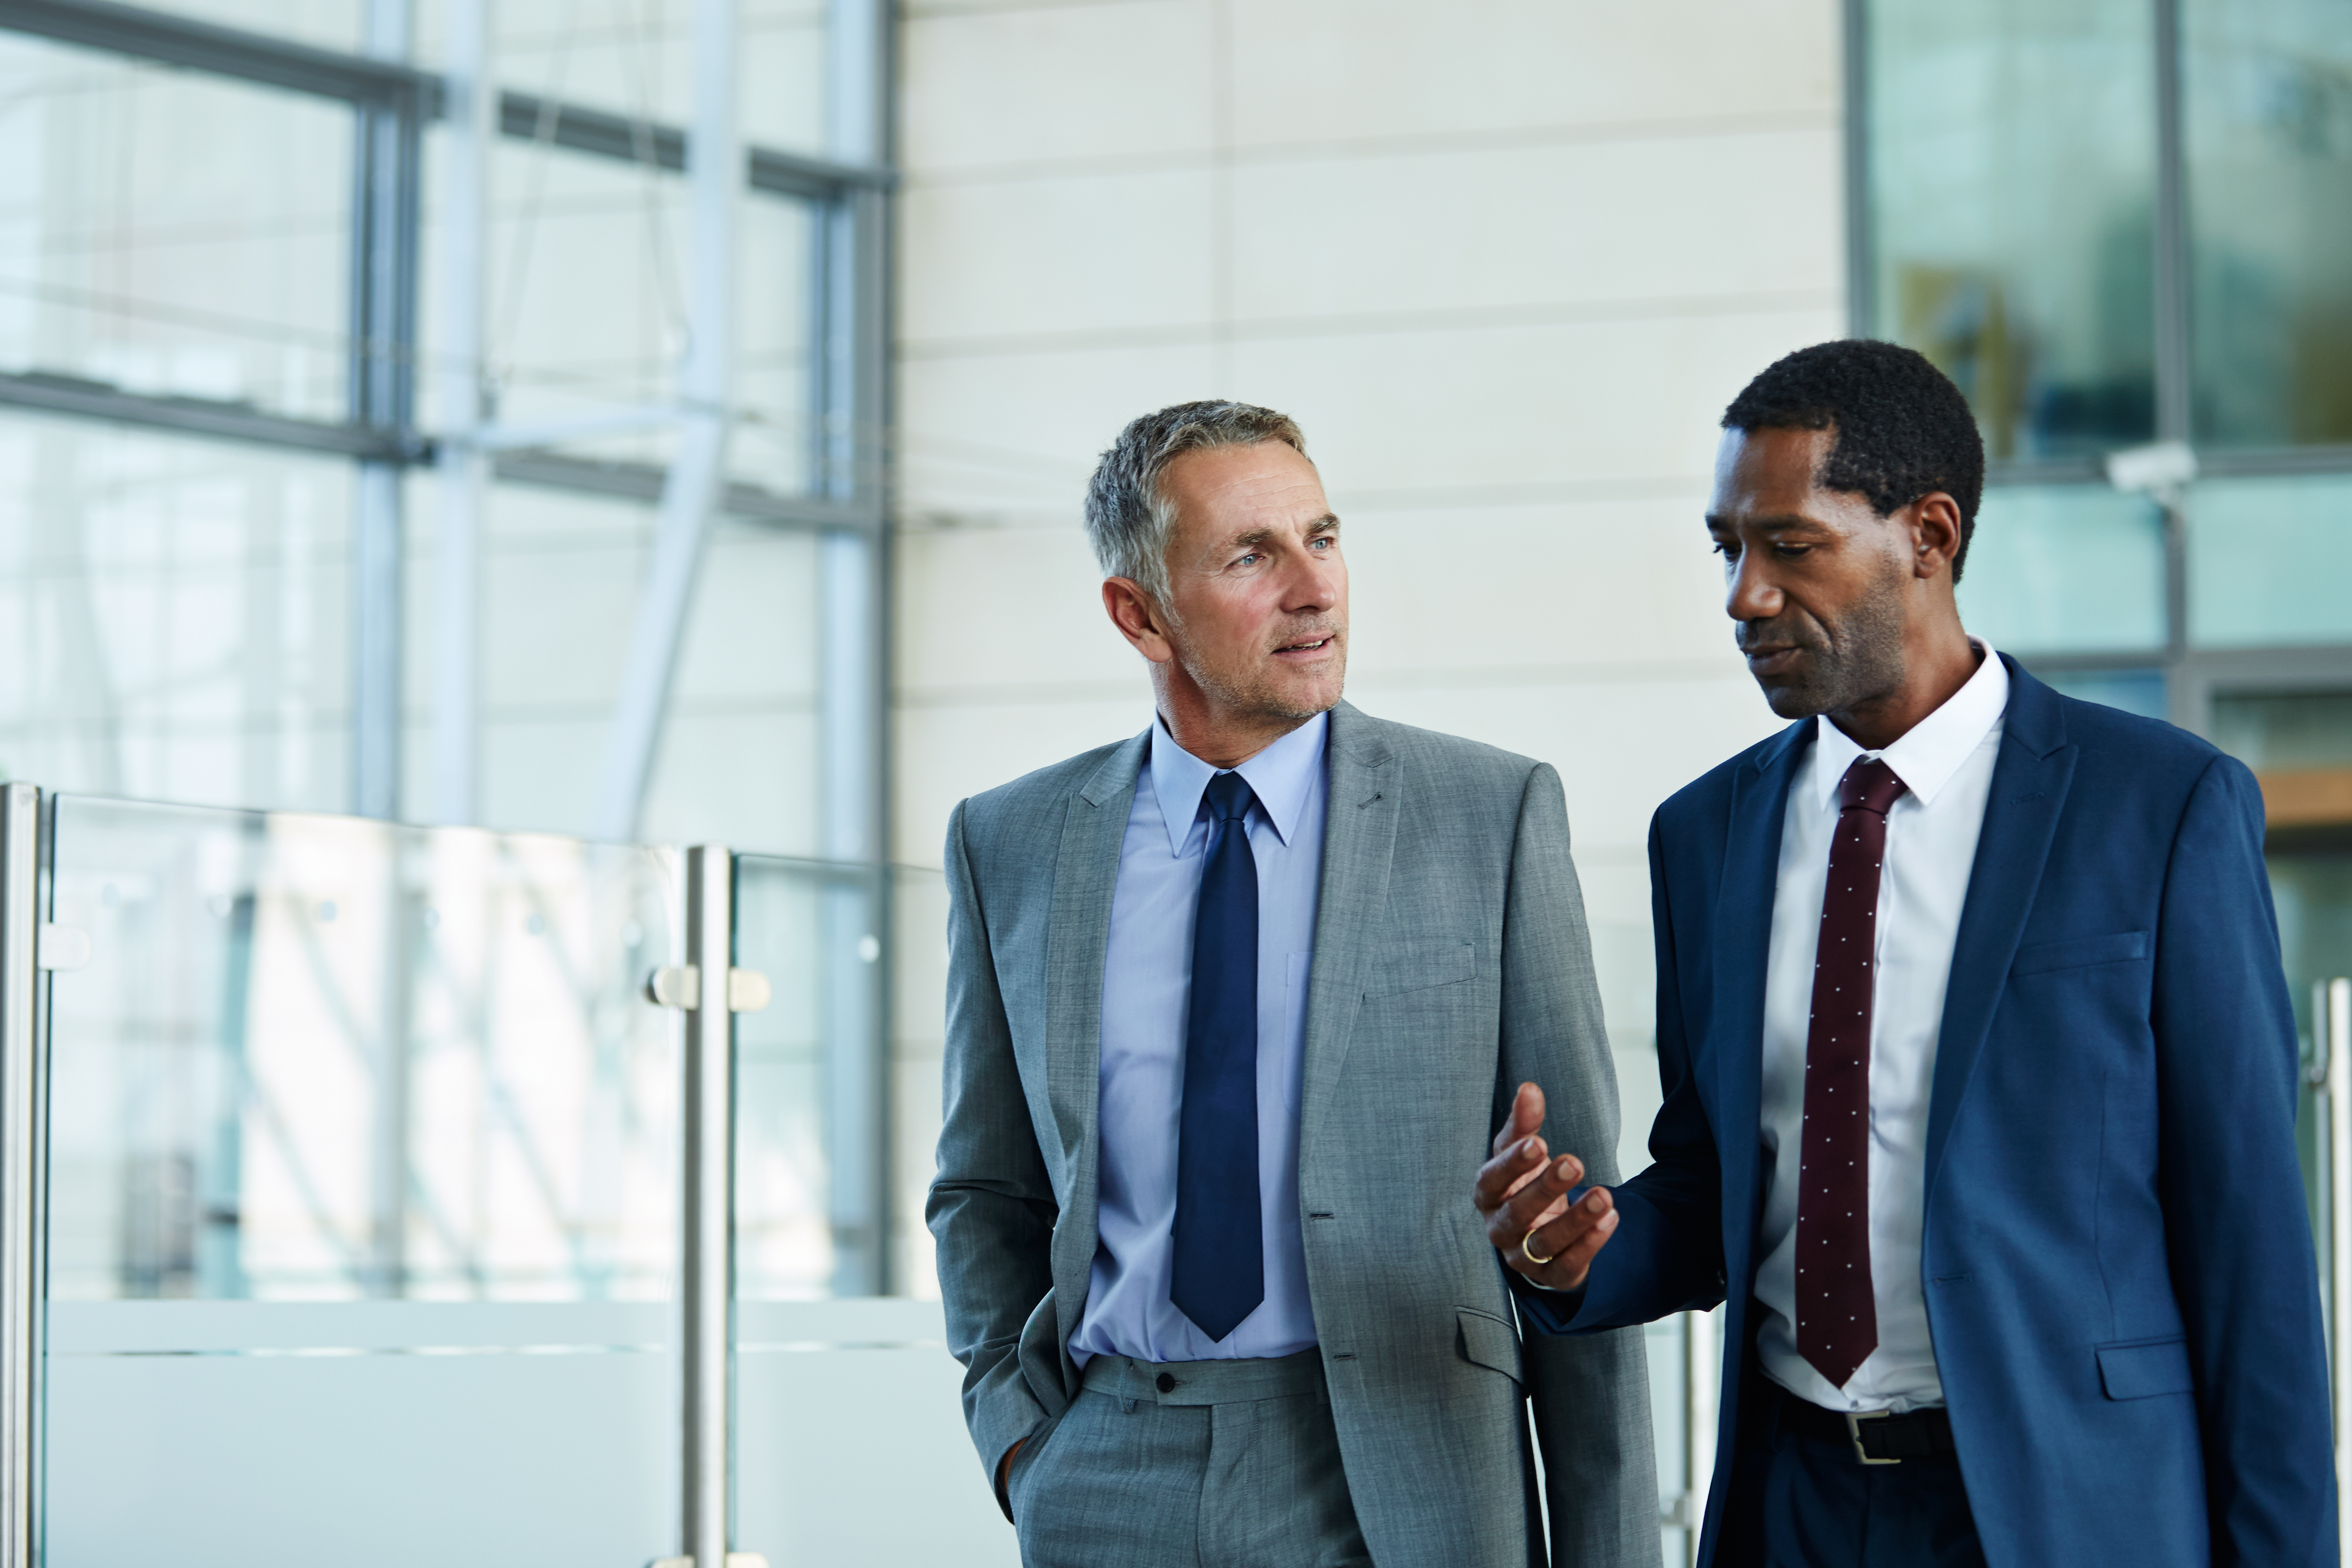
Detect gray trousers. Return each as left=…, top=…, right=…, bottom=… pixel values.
left=1009, top=1350, right=1373, bottom=1568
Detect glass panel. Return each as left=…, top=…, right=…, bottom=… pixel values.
left=730, top=855, right=893, bottom=1300
left=2037, top=668, right=2169, bottom=722
left=2184, top=0, right=2352, bottom=448
left=0, top=411, right=351, bottom=812
left=401, top=480, right=821, bottom=846
left=2187, top=472, right=2352, bottom=648
left=43, top=795, right=681, bottom=1561
left=730, top=863, right=1004, bottom=1563
left=1866, top=0, right=2158, bottom=459
left=415, top=0, right=830, bottom=158
left=420, top=137, right=813, bottom=494
left=0, top=35, right=353, bottom=422
left=1955, top=484, right=2166, bottom=655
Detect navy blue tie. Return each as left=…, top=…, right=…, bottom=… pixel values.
left=1170, top=770, right=1263, bottom=1343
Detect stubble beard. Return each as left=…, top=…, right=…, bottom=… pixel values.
left=1753, top=570, right=1908, bottom=722
left=1172, top=615, right=1349, bottom=727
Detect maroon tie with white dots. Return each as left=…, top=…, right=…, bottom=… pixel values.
left=1796, top=755, right=1908, bottom=1391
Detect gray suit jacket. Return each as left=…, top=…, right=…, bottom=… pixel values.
left=927, top=701, right=1658, bottom=1568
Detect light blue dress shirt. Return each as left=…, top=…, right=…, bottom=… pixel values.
left=1068, top=710, right=1328, bottom=1365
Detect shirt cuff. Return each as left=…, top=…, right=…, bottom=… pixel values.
left=1508, top=1270, right=1588, bottom=1335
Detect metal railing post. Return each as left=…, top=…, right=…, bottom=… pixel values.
left=647, top=842, right=770, bottom=1568
left=682, top=845, right=735, bottom=1568
left=2329, top=977, right=2350, bottom=1563
left=0, top=784, right=44, bottom=1568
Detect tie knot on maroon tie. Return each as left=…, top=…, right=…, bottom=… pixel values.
left=1837, top=757, right=1908, bottom=817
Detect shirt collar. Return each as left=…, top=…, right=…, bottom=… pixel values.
left=1811, top=640, right=2009, bottom=812
left=1148, top=710, right=1329, bottom=857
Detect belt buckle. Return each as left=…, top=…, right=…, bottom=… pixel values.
left=1845, top=1410, right=1901, bottom=1466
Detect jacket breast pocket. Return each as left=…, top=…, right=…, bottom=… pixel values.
left=2011, top=930, right=2150, bottom=978
left=1456, top=1307, right=1523, bottom=1386
left=2096, top=1336, right=2193, bottom=1400
left=1363, top=939, right=1475, bottom=997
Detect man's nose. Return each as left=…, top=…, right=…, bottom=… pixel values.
left=1725, top=549, right=1781, bottom=622
left=1283, top=550, right=1339, bottom=612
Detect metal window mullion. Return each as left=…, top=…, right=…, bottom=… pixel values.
left=351, top=82, right=421, bottom=822
left=1841, top=0, right=1873, bottom=337
left=0, top=784, right=44, bottom=1568
left=2152, top=0, right=2191, bottom=447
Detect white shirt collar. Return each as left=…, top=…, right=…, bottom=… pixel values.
left=1149, top=710, right=1329, bottom=857
left=1811, top=641, right=2009, bottom=812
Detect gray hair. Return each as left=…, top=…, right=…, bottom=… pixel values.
left=1082, top=400, right=1308, bottom=605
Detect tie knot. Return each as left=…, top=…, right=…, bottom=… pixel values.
left=1837, top=757, right=1908, bottom=817
left=1204, top=771, right=1256, bottom=824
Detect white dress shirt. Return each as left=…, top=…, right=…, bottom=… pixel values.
left=1067, top=711, right=1327, bottom=1366
left=1753, top=643, right=2009, bottom=1413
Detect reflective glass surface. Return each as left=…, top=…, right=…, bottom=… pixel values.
left=1866, top=0, right=2158, bottom=459
left=419, top=136, right=814, bottom=493
left=2184, top=0, right=2352, bottom=448
left=1954, top=484, right=2166, bottom=656
left=416, top=0, right=830, bottom=157
left=401, top=481, right=822, bottom=848
left=730, top=855, right=899, bottom=1300
left=2038, top=668, right=2169, bottom=722
left=43, top=797, right=682, bottom=1562
left=0, top=35, right=353, bottom=421
left=2187, top=472, right=2352, bottom=648
left=729, top=864, right=1013, bottom=1564
left=0, top=412, right=351, bottom=812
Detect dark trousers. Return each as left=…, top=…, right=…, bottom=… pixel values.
left=1753, top=1393, right=1987, bottom=1568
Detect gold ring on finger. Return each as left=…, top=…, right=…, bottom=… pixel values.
left=1520, top=1232, right=1556, bottom=1267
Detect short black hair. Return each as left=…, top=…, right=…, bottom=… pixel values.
left=1722, top=339, right=1986, bottom=581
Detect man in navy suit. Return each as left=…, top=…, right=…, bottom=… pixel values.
left=1476, top=340, right=2335, bottom=1566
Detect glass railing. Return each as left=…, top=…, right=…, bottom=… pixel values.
left=41, top=795, right=686, bottom=1563
left=0, top=784, right=985, bottom=1568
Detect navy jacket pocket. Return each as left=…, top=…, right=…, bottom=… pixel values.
left=2012, top=930, right=2150, bottom=977
left=2096, top=1336, right=2193, bottom=1399
left=1365, top=939, right=1475, bottom=996
left=1456, top=1307, right=1523, bottom=1385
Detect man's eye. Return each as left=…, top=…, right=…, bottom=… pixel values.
left=1773, top=544, right=1811, bottom=558
left=1310, top=536, right=1333, bottom=550
left=1236, top=553, right=1262, bottom=567
left=1711, top=541, right=1737, bottom=558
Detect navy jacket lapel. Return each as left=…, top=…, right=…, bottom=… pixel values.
left=1923, top=659, right=2076, bottom=1207
left=1715, top=719, right=1811, bottom=1291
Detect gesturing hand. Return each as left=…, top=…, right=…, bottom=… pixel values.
left=1475, top=1081, right=1618, bottom=1293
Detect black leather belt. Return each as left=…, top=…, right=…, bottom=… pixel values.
left=1777, top=1394, right=1957, bottom=1465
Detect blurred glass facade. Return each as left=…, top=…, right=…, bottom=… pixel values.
left=1862, top=0, right=2352, bottom=728
left=0, top=0, right=884, bottom=847
left=1866, top=1, right=2159, bottom=461
left=2185, top=0, right=2352, bottom=450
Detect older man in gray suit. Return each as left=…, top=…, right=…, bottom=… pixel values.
left=928, top=400, right=1655, bottom=1568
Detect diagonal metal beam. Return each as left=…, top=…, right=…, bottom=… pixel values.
left=588, top=0, right=739, bottom=845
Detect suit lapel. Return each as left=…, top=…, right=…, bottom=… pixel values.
left=1923, top=661, right=2075, bottom=1208
left=1043, top=728, right=1149, bottom=1359
left=1715, top=721, right=1811, bottom=1291
left=1299, top=703, right=1397, bottom=1149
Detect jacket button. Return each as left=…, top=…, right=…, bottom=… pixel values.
left=1154, top=1373, right=1175, bottom=1394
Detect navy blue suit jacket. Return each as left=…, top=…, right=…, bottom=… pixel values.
left=1523, top=658, right=2334, bottom=1566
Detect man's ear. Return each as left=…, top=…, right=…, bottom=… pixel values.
left=1102, top=577, right=1176, bottom=665
left=1909, top=492, right=1965, bottom=581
